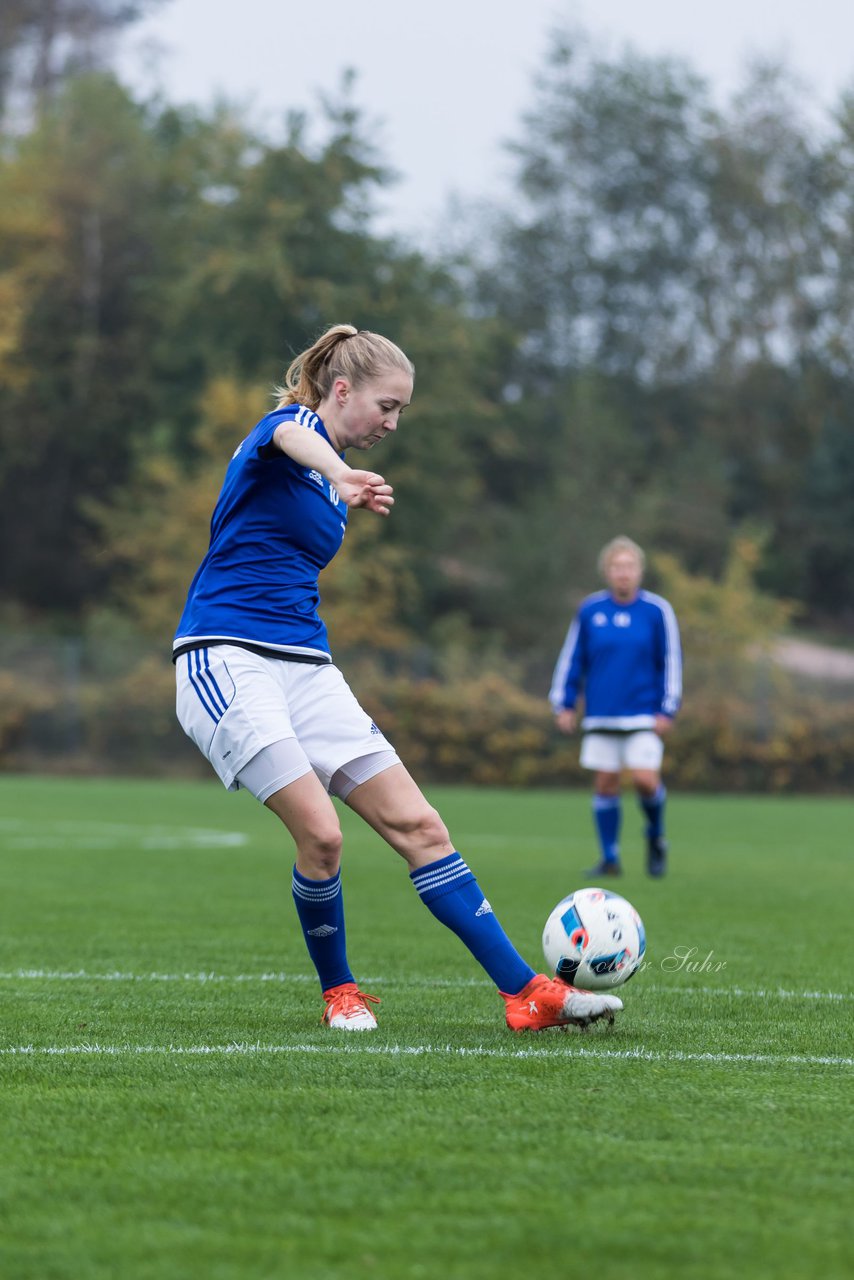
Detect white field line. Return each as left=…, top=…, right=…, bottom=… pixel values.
left=0, top=969, right=851, bottom=1002
left=0, top=820, right=248, bottom=850
left=0, top=1041, right=852, bottom=1069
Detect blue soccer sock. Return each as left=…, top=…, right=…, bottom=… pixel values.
left=592, top=794, right=622, bottom=864
left=291, top=866, right=354, bottom=992
left=410, top=853, right=536, bottom=996
left=640, top=784, right=667, bottom=841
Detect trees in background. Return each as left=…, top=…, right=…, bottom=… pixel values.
left=3, top=10, right=854, bottom=701
left=463, top=33, right=854, bottom=639
left=0, top=0, right=158, bottom=125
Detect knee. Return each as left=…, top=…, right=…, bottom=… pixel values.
left=299, top=823, right=344, bottom=877
left=416, top=805, right=452, bottom=851
left=595, top=773, right=621, bottom=796
left=633, top=771, right=660, bottom=798
left=389, top=803, right=452, bottom=860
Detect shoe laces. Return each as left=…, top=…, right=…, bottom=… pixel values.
left=321, top=985, right=380, bottom=1023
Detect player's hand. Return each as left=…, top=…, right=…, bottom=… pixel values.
left=654, top=715, right=673, bottom=737
left=555, top=709, right=577, bottom=734
left=338, top=469, right=395, bottom=516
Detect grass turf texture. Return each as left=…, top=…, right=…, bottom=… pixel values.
left=0, top=776, right=851, bottom=1280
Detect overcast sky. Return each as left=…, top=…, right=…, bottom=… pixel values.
left=117, top=0, right=854, bottom=241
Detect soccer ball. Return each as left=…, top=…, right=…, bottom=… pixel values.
left=542, top=887, right=646, bottom=990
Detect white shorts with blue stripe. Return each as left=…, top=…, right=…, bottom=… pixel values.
left=175, top=645, right=398, bottom=794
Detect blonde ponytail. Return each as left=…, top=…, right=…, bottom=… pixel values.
left=275, top=325, right=414, bottom=410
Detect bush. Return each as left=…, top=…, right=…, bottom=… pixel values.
left=3, top=634, right=854, bottom=793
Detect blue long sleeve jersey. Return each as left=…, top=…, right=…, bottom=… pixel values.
left=549, top=590, right=682, bottom=730
left=173, top=404, right=346, bottom=663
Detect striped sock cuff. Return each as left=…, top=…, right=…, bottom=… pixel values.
left=593, top=794, right=620, bottom=811
left=410, top=853, right=475, bottom=903
left=292, top=867, right=342, bottom=905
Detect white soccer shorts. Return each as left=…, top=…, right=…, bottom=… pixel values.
left=175, top=645, right=398, bottom=794
left=580, top=730, right=664, bottom=773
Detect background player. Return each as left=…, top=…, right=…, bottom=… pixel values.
left=550, top=536, right=682, bottom=877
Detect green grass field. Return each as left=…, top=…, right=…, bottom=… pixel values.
left=0, top=775, right=851, bottom=1280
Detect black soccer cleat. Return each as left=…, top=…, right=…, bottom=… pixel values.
left=584, top=859, right=623, bottom=878
left=647, top=836, right=668, bottom=877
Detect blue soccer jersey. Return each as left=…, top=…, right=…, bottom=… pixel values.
left=173, top=404, right=347, bottom=661
left=549, top=590, right=682, bottom=730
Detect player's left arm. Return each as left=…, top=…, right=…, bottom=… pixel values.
left=656, top=597, right=683, bottom=727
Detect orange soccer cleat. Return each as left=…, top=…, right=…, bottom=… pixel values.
left=321, top=982, right=380, bottom=1031
left=501, top=973, right=623, bottom=1032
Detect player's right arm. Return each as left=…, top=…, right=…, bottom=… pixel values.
left=549, top=612, right=586, bottom=724
left=272, top=420, right=394, bottom=516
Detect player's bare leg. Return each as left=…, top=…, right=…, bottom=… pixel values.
left=347, top=765, right=622, bottom=1030
left=343, top=763, right=452, bottom=868
left=265, top=772, right=378, bottom=1029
